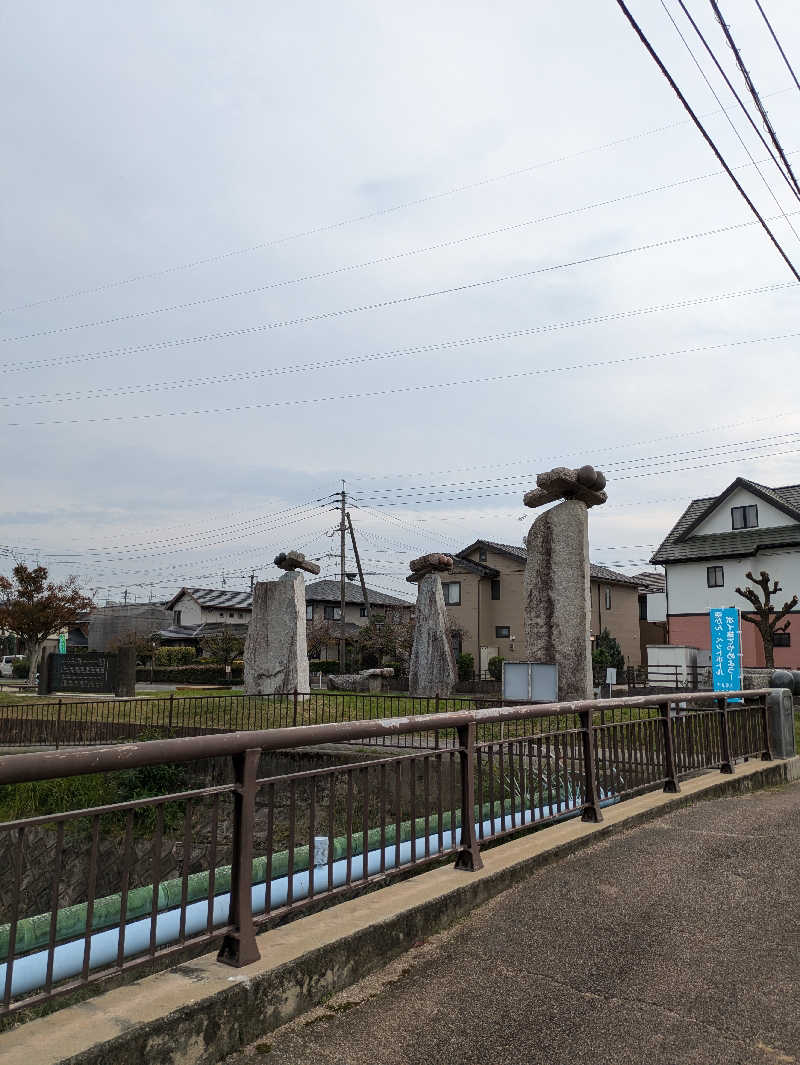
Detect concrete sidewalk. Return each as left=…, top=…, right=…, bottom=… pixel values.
left=228, top=781, right=800, bottom=1065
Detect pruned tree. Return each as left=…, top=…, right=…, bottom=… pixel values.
left=0, top=563, right=93, bottom=682
left=201, top=628, right=244, bottom=667
left=735, top=569, right=798, bottom=669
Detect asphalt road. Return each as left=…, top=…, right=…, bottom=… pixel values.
left=227, top=781, right=800, bottom=1065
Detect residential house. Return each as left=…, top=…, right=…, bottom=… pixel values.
left=634, top=571, right=668, bottom=665
left=158, top=581, right=413, bottom=658
left=443, top=540, right=642, bottom=672
left=650, top=477, right=800, bottom=668
left=305, top=579, right=414, bottom=662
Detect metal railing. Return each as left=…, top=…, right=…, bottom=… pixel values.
left=0, top=689, right=773, bottom=1018
left=0, top=690, right=494, bottom=749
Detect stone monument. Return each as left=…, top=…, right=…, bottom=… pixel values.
left=407, top=553, right=457, bottom=697
left=523, top=466, right=607, bottom=702
left=243, top=551, right=321, bottom=696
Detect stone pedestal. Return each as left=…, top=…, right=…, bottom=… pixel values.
left=409, top=573, right=456, bottom=697
left=244, top=572, right=309, bottom=695
left=115, top=645, right=136, bottom=698
left=524, top=498, right=592, bottom=702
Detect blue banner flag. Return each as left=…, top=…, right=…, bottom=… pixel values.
left=709, top=608, right=742, bottom=693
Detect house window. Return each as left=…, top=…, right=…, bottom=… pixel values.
left=478, top=546, right=487, bottom=563
left=491, top=578, right=501, bottom=601
left=360, top=606, right=368, bottom=618
left=173, top=610, right=182, bottom=626
left=323, top=605, right=341, bottom=621
left=731, top=504, right=758, bottom=530
left=228, top=612, right=234, bottom=618
left=306, top=604, right=313, bottom=621
left=442, top=581, right=461, bottom=606
left=495, top=626, right=510, bottom=639
left=450, top=631, right=462, bottom=658
left=604, top=587, right=612, bottom=610
left=774, top=631, right=791, bottom=648
left=707, top=566, right=724, bottom=588
left=639, top=596, right=647, bottom=622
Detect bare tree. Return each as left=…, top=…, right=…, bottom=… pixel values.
left=735, top=569, right=798, bottom=669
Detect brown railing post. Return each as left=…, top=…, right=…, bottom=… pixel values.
left=579, top=709, right=603, bottom=822
left=760, top=692, right=773, bottom=761
left=661, top=703, right=680, bottom=793
left=218, top=747, right=261, bottom=967
left=718, top=696, right=734, bottom=773
left=454, top=722, right=483, bottom=871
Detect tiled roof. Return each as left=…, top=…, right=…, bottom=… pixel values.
left=633, top=571, right=666, bottom=593
left=168, top=581, right=413, bottom=611
left=304, top=579, right=412, bottom=607
left=651, top=479, right=800, bottom=563
left=167, top=587, right=253, bottom=610
left=456, top=540, right=639, bottom=585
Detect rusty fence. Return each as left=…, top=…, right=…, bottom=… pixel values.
left=0, top=689, right=773, bottom=1019
left=0, top=690, right=495, bottom=749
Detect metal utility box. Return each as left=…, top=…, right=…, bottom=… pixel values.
left=502, top=661, right=558, bottom=703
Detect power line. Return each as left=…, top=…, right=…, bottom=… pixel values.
left=5, top=97, right=785, bottom=319
left=709, top=0, right=800, bottom=198
left=0, top=166, right=740, bottom=346
left=3, top=280, right=795, bottom=410
left=614, top=0, right=800, bottom=279
left=669, top=0, right=800, bottom=204
left=6, top=310, right=797, bottom=430
left=3, top=212, right=787, bottom=378
left=663, top=0, right=800, bottom=241
left=753, top=0, right=800, bottom=96
left=351, top=429, right=800, bottom=499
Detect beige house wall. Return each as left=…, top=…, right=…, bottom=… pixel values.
left=446, top=545, right=642, bottom=669
left=589, top=581, right=640, bottom=667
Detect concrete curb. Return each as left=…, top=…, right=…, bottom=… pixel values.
left=3, top=755, right=798, bottom=1065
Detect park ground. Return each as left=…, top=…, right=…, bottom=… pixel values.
left=225, top=781, right=800, bottom=1065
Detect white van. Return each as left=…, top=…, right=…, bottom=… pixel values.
left=0, top=655, right=24, bottom=677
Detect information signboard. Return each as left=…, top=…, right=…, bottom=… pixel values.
left=709, top=608, right=742, bottom=693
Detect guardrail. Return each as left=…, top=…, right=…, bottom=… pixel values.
left=0, top=690, right=495, bottom=749
left=0, top=689, right=773, bottom=1019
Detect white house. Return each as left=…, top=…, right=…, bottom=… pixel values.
left=650, top=477, right=800, bottom=667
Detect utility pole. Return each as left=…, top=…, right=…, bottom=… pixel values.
left=249, top=570, right=256, bottom=594
left=339, top=483, right=347, bottom=673
left=346, top=511, right=370, bottom=621
left=123, top=588, right=128, bottom=606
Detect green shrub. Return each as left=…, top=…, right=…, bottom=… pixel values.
left=154, top=645, right=196, bottom=667
left=487, top=655, right=504, bottom=681
left=309, top=659, right=339, bottom=674
left=135, top=665, right=242, bottom=684
left=11, top=658, right=29, bottom=678
left=456, top=653, right=474, bottom=681
left=592, top=628, right=625, bottom=673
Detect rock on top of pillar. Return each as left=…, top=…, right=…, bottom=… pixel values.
left=406, top=552, right=454, bottom=583
left=523, top=465, right=607, bottom=510
left=274, top=551, right=321, bottom=575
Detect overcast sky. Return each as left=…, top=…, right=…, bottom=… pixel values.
left=2, top=0, right=799, bottom=603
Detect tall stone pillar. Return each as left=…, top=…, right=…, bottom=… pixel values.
left=523, top=466, right=607, bottom=702
left=408, top=554, right=457, bottom=698
left=244, top=551, right=320, bottom=696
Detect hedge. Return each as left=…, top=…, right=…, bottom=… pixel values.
left=136, top=665, right=242, bottom=684
left=309, top=659, right=339, bottom=674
